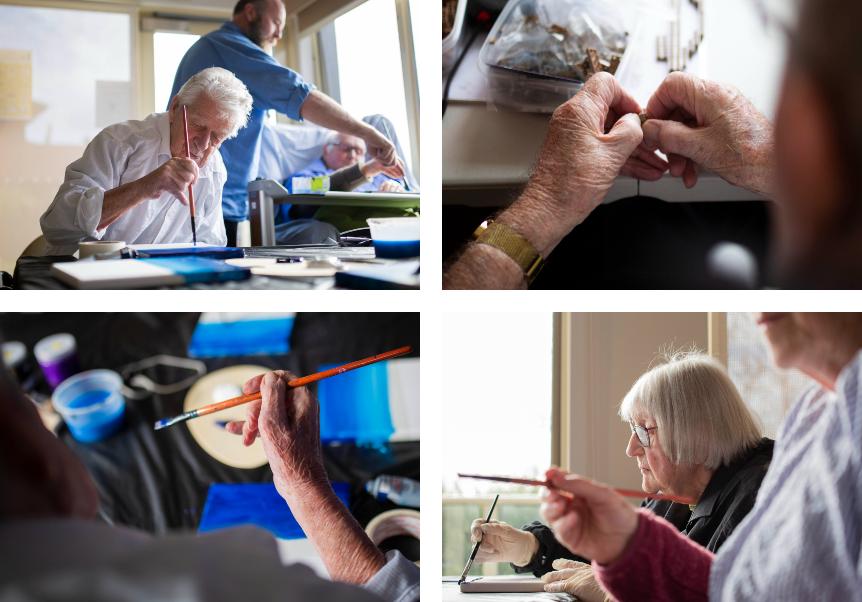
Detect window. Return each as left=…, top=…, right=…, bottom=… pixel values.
left=153, top=32, right=200, bottom=112
left=410, top=0, right=419, bottom=93
left=726, top=312, right=814, bottom=438
left=0, top=4, right=132, bottom=145
left=332, top=0, right=413, bottom=170
left=442, top=313, right=554, bottom=576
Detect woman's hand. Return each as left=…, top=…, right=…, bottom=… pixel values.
left=540, top=467, right=640, bottom=565
left=542, top=559, right=610, bottom=602
left=469, top=519, right=539, bottom=566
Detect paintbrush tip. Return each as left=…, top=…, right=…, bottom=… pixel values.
left=154, top=420, right=167, bottom=430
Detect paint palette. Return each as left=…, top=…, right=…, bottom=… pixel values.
left=184, top=365, right=271, bottom=468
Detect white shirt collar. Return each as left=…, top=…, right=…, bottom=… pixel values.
left=156, top=112, right=172, bottom=158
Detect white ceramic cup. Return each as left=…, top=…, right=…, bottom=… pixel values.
left=77, top=241, right=126, bottom=259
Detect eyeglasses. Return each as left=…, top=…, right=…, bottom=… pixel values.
left=630, top=422, right=658, bottom=447
left=330, top=142, right=365, bottom=155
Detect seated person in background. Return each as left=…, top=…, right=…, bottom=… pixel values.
left=40, top=67, right=253, bottom=255
left=470, top=350, right=772, bottom=602
left=274, top=132, right=411, bottom=243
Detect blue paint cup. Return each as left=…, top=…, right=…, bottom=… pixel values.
left=367, top=217, right=420, bottom=259
left=52, top=370, right=126, bottom=443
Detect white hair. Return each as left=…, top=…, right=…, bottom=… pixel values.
left=176, top=67, right=253, bottom=139
left=619, top=348, right=762, bottom=469
left=324, top=130, right=365, bottom=149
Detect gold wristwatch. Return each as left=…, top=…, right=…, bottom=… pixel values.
left=471, top=220, right=544, bottom=285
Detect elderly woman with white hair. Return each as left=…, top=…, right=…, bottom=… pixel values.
left=40, top=67, right=253, bottom=254
left=469, top=351, right=772, bottom=602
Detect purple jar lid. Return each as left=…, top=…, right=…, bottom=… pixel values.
left=34, top=334, right=80, bottom=389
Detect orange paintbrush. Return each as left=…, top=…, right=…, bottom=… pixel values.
left=457, top=472, right=696, bottom=505
left=154, top=345, right=413, bottom=430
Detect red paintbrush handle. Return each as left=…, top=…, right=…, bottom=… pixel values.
left=182, top=105, right=196, bottom=217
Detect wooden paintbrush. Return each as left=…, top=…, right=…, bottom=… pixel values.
left=154, top=345, right=413, bottom=430
left=457, top=473, right=696, bottom=505
left=182, top=105, right=197, bottom=246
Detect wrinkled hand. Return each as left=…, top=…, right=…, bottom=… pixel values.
left=540, top=467, right=639, bottom=566
left=362, top=156, right=406, bottom=180
left=378, top=179, right=405, bottom=192
left=363, top=128, right=400, bottom=174
left=643, top=72, right=775, bottom=195
left=517, top=73, right=666, bottom=246
left=143, top=157, right=199, bottom=206
left=542, top=559, right=609, bottom=602
left=469, top=519, right=539, bottom=566
left=226, top=371, right=328, bottom=500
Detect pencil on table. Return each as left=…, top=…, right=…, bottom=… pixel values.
left=182, top=105, right=197, bottom=246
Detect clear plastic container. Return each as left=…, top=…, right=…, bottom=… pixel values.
left=443, top=0, right=469, bottom=72
left=53, top=369, right=126, bottom=443
left=366, top=475, right=420, bottom=507
left=367, top=217, right=420, bottom=259
left=478, top=0, right=636, bottom=112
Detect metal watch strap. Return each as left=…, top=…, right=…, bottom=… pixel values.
left=471, top=220, right=544, bottom=284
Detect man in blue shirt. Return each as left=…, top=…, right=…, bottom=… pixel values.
left=169, top=0, right=401, bottom=246
left=278, top=132, right=409, bottom=233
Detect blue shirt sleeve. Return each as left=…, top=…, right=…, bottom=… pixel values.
left=170, top=23, right=316, bottom=121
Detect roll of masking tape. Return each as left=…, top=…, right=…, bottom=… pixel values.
left=78, top=241, right=126, bottom=259
left=365, top=508, right=420, bottom=565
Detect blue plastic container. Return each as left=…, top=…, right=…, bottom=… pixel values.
left=52, top=370, right=126, bottom=442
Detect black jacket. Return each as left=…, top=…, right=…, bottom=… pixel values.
left=514, top=438, right=774, bottom=576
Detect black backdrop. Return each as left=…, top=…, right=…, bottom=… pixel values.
left=0, top=312, right=420, bottom=534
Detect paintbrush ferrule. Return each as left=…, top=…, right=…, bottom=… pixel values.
left=154, top=410, right=196, bottom=430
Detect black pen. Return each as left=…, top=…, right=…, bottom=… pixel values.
left=458, top=494, right=499, bottom=585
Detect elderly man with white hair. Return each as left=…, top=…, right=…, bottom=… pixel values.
left=40, top=67, right=253, bottom=254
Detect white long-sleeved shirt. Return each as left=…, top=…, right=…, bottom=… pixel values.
left=0, top=520, right=419, bottom=602
left=40, top=112, right=227, bottom=255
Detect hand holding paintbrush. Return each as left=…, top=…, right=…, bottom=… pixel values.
left=154, top=346, right=412, bottom=430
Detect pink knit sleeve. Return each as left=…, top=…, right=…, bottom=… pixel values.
left=593, top=508, right=713, bottom=602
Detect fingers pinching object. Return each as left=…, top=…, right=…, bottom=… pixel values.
left=639, top=109, right=648, bottom=127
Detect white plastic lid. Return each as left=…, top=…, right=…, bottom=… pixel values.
left=34, top=333, right=77, bottom=364
left=2, top=341, right=26, bottom=368
left=366, top=217, right=420, bottom=241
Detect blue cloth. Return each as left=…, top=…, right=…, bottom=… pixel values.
left=198, top=482, right=350, bottom=540
left=169, top=22, right=316, bottom=222
left=710, top=348, right=862, bottom=600
left=276, top=157, right=389, bottom=224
